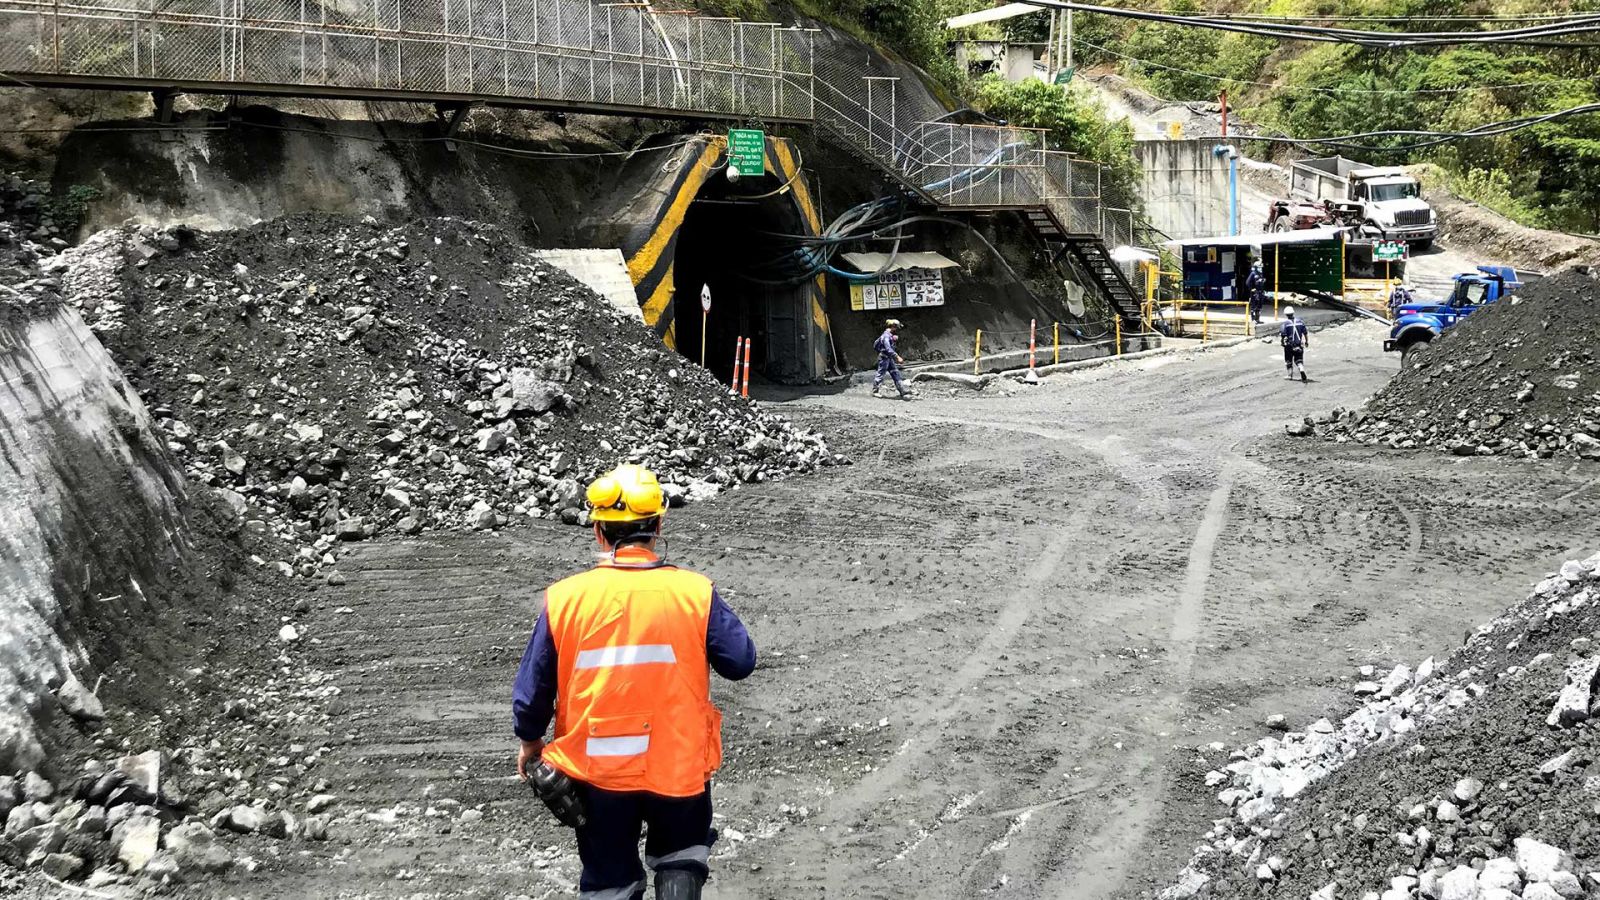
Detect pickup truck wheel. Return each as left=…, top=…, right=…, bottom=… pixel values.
left=1401, top=341, right=1429, bottom=367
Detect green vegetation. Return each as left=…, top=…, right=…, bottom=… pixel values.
left=43, top=184, right=100, bottom=229
left=1029, top=0, right=1600, bottom=232
left=971, top=76, right=1139, bottom=198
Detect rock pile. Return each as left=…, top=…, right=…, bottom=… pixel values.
left=38, top=213, right=836, bottom=577
left=1162, top=551, right=1600, bottom=899
left=0, top=747, right=330, bottom=889
left=1288, top=267, right=1600, bottom=459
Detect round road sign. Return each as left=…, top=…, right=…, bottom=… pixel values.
left=700, top=285, right=712, bottom=313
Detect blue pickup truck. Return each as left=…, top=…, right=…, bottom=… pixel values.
left=1383, top=265, right=1524, bottom=365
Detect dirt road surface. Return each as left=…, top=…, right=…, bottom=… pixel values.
left=230, top=320, right=1600, bottom=900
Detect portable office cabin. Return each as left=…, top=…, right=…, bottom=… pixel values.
left=1163, top=228, right=1347, bottom=303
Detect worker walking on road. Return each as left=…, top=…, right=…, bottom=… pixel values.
left=513, top=464, right=756, bottom=900
left=1246, top=259, right=1267, bottom=326
left=872, top=318, right=911, bottom=400
left=1280, top=305, right=1309, bottom=383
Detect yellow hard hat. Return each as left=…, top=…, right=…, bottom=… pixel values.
left=585, top=464, right=665, bottom=523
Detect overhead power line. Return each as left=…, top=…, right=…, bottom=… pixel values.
left=1079, top=39, right=1600, bottom=95
left=1015, top=1, right=1600, bottom=48
left=1247, top=102, right=1600, bottom=152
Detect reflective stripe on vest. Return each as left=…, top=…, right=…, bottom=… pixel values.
left=575, top=644, right=677, bottom=669
left=540, top=549, right=723, bottom=797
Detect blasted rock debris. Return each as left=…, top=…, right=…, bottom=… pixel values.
left=1164, top=550, right=1600, bottom=898
left=45, top=214, right=836, bottom=576
left=1288, top=267, right=1600, bottom=459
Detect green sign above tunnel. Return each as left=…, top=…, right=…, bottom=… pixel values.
left=728, top=128, right=766, bottom=178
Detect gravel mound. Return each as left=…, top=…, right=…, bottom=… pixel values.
left=1163, top=552, right=1600, bottom=900
left=1293, top=267, right=1600, bottom=460
left=38, top=213, right=836, bottom=576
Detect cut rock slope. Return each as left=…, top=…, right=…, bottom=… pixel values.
left=44, top=214, right=835, bottom=576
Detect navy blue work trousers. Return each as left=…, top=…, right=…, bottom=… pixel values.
left=574, top=782, right=713, bottom=900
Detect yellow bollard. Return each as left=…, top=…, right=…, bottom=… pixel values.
left=1203, top=305, right=1210, bottom=342
left=973, top=329, right=982, bottom=376
left=1114, top=316, right=1122, bottom=356
left=1053, top=322, right=1060, bottom=365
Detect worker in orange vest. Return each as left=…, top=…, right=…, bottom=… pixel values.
left=513, top=464, right=757, bottom=900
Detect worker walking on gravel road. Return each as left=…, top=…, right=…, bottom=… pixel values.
left=872, top=318, right=911, bottom=400
left=512, top=464, right=756, bottom=900
left=1280, top=305, right=1309, bottom=382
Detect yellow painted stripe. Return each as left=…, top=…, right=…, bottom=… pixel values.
left=775, top=140, right=822, bottom=236
left=640, top=260, right=675, bottom=329
left=626, top=141, right=721, bottom=288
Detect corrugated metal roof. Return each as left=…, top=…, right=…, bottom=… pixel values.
left=841, top=251, right=962, bottom=273
left=1162, top=227, right=1346, bottom=250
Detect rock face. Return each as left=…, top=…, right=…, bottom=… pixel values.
left=0, top=181, right=190, bottom=770
left=1319, top=266, right=1600, bottom=459
left=53, top=214, right=837, bottom=581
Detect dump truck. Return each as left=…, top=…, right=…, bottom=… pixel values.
left=1290, top=156, right=1437, bottom=249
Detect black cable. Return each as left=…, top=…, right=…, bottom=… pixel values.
left=1016, top=0, right=1600, bottom=47
left=1248, top=102, right=1600, bottom=152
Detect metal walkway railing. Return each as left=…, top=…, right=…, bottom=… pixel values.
left=0, top=0, right=1138, bottom=253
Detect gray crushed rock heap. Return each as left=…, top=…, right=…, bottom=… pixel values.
left=1161, top=552, right=1600, bottom=900
left=35, top=213, right=838, bottom=576
left=1287, top=266, right=1600, bottom=460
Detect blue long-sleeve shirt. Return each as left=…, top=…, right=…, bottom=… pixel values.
left=512, top=589, right=756, bottom=742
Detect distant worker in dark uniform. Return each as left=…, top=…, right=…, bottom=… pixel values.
left=1389, top=282, right=1413, bottom=315
left=872, top=318, right=911, bottom=400
left=513, top=464, right=757, bottom=900
left=1245, top=259, right=1267, bottom=325
left=1280, top=305, right=1309, bottom=383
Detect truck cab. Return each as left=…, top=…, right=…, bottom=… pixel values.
left=1289, top=157, right=1438, bottom=249
left=1383, top=265, right=1522, bottom=364
left=1350, top=172, right=1436, bottom=249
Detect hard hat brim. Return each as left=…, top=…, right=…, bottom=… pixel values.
left=589, top=508, right=661, bottom=523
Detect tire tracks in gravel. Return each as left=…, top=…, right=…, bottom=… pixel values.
left=820, top=404, right=1236, bottom=898
left=1036, top=473, right=1234, bottom=898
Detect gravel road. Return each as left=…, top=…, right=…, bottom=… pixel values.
left=218, top=320, right=1600, bottom=900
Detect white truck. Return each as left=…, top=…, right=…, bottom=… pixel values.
left=1289, top=156, right=1437, bottom=249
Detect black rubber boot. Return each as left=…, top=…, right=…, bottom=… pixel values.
left=655, top=869, right=704, bottom=900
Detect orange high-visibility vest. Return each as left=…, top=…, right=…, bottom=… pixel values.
left=540, top=549, right=723, bottom=797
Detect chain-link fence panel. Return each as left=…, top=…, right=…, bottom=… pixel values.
left=0, top=0, right=1163, bottom=249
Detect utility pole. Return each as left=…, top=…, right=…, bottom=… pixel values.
left=1045, top=9, right=1056, bottom=81
left=1064, top=8, right=1073, bottom=71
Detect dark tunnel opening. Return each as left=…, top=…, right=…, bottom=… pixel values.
left=673, top=177, right=813, bottom=386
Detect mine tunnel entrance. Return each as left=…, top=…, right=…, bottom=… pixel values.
left=673, top=177, right=814, bottom=386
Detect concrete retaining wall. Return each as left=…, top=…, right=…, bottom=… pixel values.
left=1135, top=139, right=1230, bottom=241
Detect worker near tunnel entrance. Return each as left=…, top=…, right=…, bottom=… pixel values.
left=512, top=464, right=757, bottom=900
left=872, top=317, right=911, bottom=400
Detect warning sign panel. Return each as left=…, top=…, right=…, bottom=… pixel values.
left=849, top=268, right=945, bottom=311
